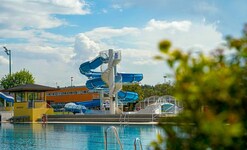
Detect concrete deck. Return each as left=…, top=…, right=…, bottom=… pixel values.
left=45, top=114, right=162, bottom=123
left=0, top=111, right=13, bottom=122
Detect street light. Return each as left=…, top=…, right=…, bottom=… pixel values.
left=71, top=77, right=73, bottom=87
left=163, top=75, right=167, bottom=84
left=3, top=46, right=11, bottom=75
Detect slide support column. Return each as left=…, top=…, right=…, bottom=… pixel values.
left=108, top=49, right=116, bottom=114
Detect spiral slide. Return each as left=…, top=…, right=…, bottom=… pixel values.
left=79, top=56, right=143, bottom=103
left=0, top=92, right=14, bottom=103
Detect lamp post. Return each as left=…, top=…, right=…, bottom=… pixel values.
left=3, top=46, right=11, bottom=75
left=163, top=75, right=167, bottom=95
left=71, top=77, right=73, bottom=87
left=163, top=75, right=167, bottom=84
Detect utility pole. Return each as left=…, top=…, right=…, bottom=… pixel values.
left=163, top=75, right=167, bottom=84
left=3, top=46, right=11, bottom=75
left=163, top=75, right=167, bottom=95
left=71, top=77, right=73, bottom=87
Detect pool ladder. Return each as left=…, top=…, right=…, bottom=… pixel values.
left=104, top=126, right=143, bottom=150
left=134, top=138, right=143, bottom=150
left=119, top=112, right=129, bottom=123
left=104, top=126, right=123, bottom=150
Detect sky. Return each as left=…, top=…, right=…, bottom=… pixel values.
left=0, top=0, right=246, bottom=87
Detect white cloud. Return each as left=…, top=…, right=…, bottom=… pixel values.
left=7, top=44, right=75, bottom=63
left=1, top=18, right=224, bottom=86
left=85, top=27, right=139, bottom=41
left=145, top=19, right=191, bottom=32
left=0, top=0, right=90, bottom=87
left=0, top=0, right=90, bottom=30
left=0, top=0, right=84, bottom=66
left=74, top=33, right=101, bottom=61
left=0, top=0, right=224, bottom=86
left=0, top=56, right=9, bottom=65
left=0, top=29, right=74, bottom=44
left=36, top=30, right=74, bottom=43
left=194, top=1, right=218, bottom=14
left=11, top=57, right=81, bottom=87
left=112, top=4, right=123, bottom=12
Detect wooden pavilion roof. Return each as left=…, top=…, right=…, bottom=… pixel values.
left=2, top=84, right=58, bottom=92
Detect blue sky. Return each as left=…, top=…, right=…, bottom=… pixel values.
left=0, top=0, right=246, bottom=87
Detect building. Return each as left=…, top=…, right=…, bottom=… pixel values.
left=3, top=84, right=55, bottom=122
left=46, top=86, right=99, bottom=106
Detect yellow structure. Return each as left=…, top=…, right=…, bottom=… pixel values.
left=3, top=106, right=13, bottom=111
left=5, top=84, right=56, bottom=122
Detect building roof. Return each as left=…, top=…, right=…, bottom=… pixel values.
left=2, top=84, right=58, bottom=92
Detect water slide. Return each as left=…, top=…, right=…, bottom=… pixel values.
left=0, top=92, right=14, bottom=103
left=75, top=99, right=100, bottom=108
left=79, top=56, right=143, bottom=103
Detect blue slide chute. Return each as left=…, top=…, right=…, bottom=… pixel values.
left=79, top=56, right=143, bottom=103
left=0, top=92, right=14, bottom=103
left=75, top=99, right=100, bottom=108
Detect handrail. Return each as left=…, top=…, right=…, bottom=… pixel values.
left=119, top=112, right=124, bottom=122
left=125, top=113, right=129, bottom=122
left=118, top=100, right=124, bottom=114
left=123, top=113, right=126, bottom=122
left=134, top=138, right=143, bottom=150
left=119, top=112, right=129, bottom=123
left=123, top=113, right=127, bottom=122
left=104, top=126, right=123, bottom=150
left=119, top=112, right=123, bottom=122
left=151, top=103, right=163, bottom=122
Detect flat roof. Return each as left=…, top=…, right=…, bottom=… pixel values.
left=3, top=84, right=57, bottom=92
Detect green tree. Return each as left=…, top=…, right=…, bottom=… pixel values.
left=152, top=25, right=247, bottom=149
left=0, top=69, right=35, bottom=89
left=154, top=83, right=174, bottom=96
left=142, top=84, right=155, bottom=98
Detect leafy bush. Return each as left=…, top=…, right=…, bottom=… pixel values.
left=151, top=25, right=247, bottom=149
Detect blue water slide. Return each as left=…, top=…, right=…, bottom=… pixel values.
left=84, top=73, right=143, bottom=102
left=79, top=56, right=106, bottom=76
left=118, top=91, right=138, bottom=101
left=121, top=73, right=143, bottom=83
left=79, top=56, right=143, bottom=102
left=0, top=92, right=14, bottom=103
left=75, top=99, right=100, bottom=108
left=85, top=73, right=143, bottom=90
left=86, top=78, right=106, bottom=90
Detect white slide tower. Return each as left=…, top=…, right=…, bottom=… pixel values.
left=101, top=49, right=122, bottom=114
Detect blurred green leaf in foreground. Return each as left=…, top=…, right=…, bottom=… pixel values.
left=151, top=24, right=247, bottom=150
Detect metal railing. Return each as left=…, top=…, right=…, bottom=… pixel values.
left=119, top=112, right=124, bottom=122
left=134, top=138, right=143, bottom=150
left=151, top=102, right=163, bottom=122
left=119, top=112, right=129, bottom=123
left=104, top=126, right=123, bottom=150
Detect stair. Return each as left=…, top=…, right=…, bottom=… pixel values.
left=137, top=103, right=163, bottom=114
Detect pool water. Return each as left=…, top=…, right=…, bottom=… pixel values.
left=0, top=123, right=162, bottom=150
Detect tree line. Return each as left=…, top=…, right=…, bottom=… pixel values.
left=122, top=82, right=174, bottom=101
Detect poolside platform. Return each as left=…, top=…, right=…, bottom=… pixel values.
left=0, top=111, right=13, bottom=122
left=44, top=114, right=163, bottom=123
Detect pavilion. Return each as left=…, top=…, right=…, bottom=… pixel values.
left=3, top=84, right=56, bottom=122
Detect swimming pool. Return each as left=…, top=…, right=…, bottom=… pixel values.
left=0, top=123, right=162, bottom=150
